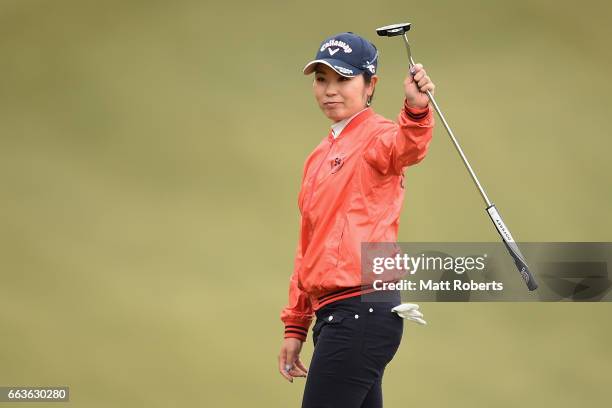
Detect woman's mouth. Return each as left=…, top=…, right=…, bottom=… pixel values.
left=324, top=102, right=342, bottom=107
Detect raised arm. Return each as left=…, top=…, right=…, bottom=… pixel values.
left=364, top=63, right=435, bottom=175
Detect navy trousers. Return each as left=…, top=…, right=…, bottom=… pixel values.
left=301, top=291, right=403, bottom=408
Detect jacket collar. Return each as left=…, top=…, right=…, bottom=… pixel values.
left=327, top=108, right=374, bottom=143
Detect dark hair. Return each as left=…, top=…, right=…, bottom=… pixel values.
left=363, top=72, right=375, bottom=105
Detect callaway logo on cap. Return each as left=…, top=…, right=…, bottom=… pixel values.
left=303, top=32, right=378, bottom=77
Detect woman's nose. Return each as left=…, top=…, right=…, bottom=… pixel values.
left=325, top=84, right=338, bottom=96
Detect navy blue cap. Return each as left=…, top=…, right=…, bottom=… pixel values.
left=303, top=32, right=378, bottom=77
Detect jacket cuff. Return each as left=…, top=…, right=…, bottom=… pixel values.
left=403, top=99, right=430, bottom=121
left=283, top=321, right=310, bottom=342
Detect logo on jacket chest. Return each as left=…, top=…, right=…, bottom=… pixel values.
left=330, top=153, right=346, bottom=174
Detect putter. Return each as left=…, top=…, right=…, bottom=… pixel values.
left=376, top=23, right=538, bottom=291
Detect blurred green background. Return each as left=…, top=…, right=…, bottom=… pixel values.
left=1, top=0, right=611, bottom=406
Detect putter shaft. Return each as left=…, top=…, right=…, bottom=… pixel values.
left=402, top=33, right=492, bottom=207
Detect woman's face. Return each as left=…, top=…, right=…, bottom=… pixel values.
left=313, top=64, right=377, bottom=122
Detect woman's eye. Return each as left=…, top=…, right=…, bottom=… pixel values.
left=316, top=77, right=325, bottom=82
left=339, top=77, right=349, bottom=82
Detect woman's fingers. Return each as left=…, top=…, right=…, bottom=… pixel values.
left=278, top=344, right=308, bottom=382
left=278, top=351, right=294, bottom=383
left=411, top=63, right=424, bottom=75
left=289, top=367, right=307, bottom=378
left=417, top=74, right=435, bottom=94
left=420, top=81, right=435, bottom=94
left=412, top=66, right=425, bottom=81
left=294, top=357, right=309, bottom=376
left=410, top=64, right=435, bottom=93
left=286, top=354, right=307, bottom=377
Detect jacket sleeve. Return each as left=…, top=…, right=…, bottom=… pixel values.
left=280, top=222, right=314, bottom=342
left=364, top=99, right=434, bottom=175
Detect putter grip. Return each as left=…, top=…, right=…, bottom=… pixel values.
left=486, top=204, right=538, bottom=291
left=501, top=240, right=538, bottom=291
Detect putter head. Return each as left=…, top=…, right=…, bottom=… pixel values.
left=376, top=23, right=411, bottom=37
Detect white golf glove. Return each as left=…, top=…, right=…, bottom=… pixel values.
left=391, top=303, right=427, bottom=325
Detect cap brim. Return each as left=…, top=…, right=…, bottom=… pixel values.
left=302, top=59, right=363, bottom=77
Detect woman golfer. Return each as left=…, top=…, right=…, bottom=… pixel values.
left=278, top=31, right=435, bottom=407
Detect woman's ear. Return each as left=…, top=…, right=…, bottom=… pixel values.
left=368, top=75, right=379, bottom=96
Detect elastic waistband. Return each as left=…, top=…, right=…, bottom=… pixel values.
left=314, top=285, right=401, bottom=317
left=312, top=285, right=372, bottom=311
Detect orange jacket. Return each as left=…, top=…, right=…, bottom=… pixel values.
left=281, top=100, right=435, bottom=341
